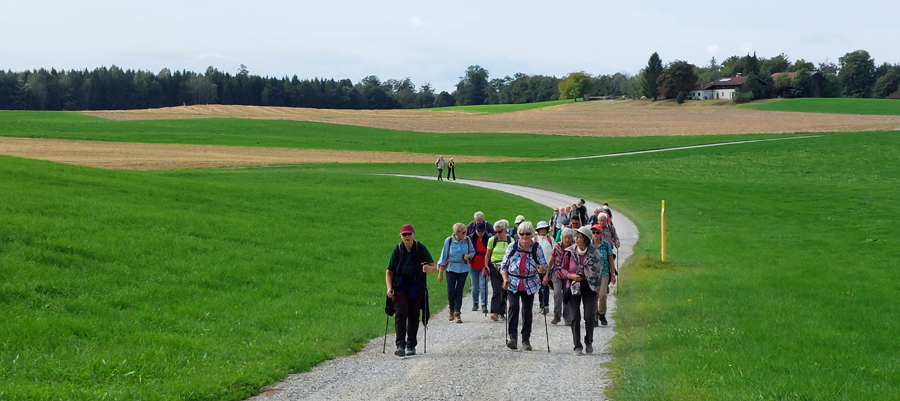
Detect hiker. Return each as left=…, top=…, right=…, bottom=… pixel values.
left=602, top=203, right=613, bottom=222
left=545, top=227, right=574, bottom=325
left=597, top=213, right=620, bottom=252
left=438, top=222, right=475, bottom=323
left=554, top=205, right=569, bottom=234
left=556, top=213, right=581, bottom=243
left=500, top=221, right=548, bottom=351
left=466, top=211, right=494, bottom=236
left=591, top=224, right=617, bottom=327
left=511, top=215, right=525, bottom=241
left=447, top=158, right=456, bottom=180
left=468, top=222, right=491, bottom=313
left=562, top=226, right=604, bottom=355
left=576, top=199, right=588, bottom=225
left=549, top=208, right=560, bottom=236
left=534, top=221, right=554, bottom=315
left=386, top=224, right=438, bottom=357
left=485, top=219, right=511, bottom=321
left=586, top=208, right=602, bottom=227
left=435, top=155, right=445, bottom=181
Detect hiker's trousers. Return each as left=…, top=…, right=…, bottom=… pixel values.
left=392, top=288, right=422, bottom=349
left=570, top=287, right=597, bottom=350
left=488, top=264, right=507, bottom=315
left=507, top=290, right=534, bottom=341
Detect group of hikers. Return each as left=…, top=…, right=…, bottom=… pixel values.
left=385, top=199, right=620, bottom=357
left=434, top=155, right=456, bottom=181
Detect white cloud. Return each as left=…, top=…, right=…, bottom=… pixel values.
left=706, top=45, right=720, bottom=54
left=411, top=17, right=429, bottom=27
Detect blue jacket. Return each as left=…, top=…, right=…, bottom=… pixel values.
left=438, top=235, right=476, bottom=274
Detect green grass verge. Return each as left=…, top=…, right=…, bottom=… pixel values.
left=0, top=111, right=802, bottom=159
left=742, top=98, right=900, bottom=115
left=0, top=156, right=547, bottom=400
left=368, top=130, right=895, bottom=400
left=423, top=99, right=574, bottom=113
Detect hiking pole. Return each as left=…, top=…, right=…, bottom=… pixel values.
left=544, top=303, right=551, bottom=353
left=615, top=246, right=620, bottom=294
left=382, top=314, right=389, bottom=353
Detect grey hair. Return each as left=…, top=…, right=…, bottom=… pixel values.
left=474, top=211, right=484, bottom=219
left=561, top=227, right=575, bottom=240
left=594, top=208, right=601, bottom=213
left=598, top=213, right=608, bottom=221
left=517, top=221, right=535, bottom=235
left=494, top=219, right=509, bottom=231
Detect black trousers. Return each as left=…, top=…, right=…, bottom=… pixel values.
left=392, top=288, right=423, bottom=349
left=570, top=286, right=597, bottom=350
left=508, top=290, right=534, bottom=341
left=447, top=167, right=455, bottom=180
left=488, top=263, right=507, bottom=315
left=437, top=168, right=443, bottom=180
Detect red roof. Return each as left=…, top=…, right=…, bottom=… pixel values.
left=772, top=72, right=798, bottom=80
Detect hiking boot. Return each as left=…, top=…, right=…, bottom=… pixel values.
left=482, top=306, right=488, bottom=313
left=394, top=347, right=406, bottom=357
left=573, top=347, right=583, bottom=356
left=490, top=313, right=499, bottom=322
left=405, top=347, right=416, bottom=356
left=541, top=306, right=549, bottom=315
left=599, top=314, right=608, bottom=326
left=455, top=312, right=462, bottom=323
left=585, top=344, right=593, bottom=354
left=593, top=320, right=600, bottom=328
left=550, top=314, right=561, bottom=325
left=472, top=304, right=479, bottom=311
left=523, top=340, right=533, bottom=351
left=506, top=339, right=517, bottom=350
left=449, top=309, right=455, bottom=321
left=564, top=320, right=572, bottom=326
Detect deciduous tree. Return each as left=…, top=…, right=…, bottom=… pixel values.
left=839, top=50, right=876, bottom=97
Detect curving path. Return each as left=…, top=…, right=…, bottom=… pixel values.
left=249, top=176, right=638, bottom=401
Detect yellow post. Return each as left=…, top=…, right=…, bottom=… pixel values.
left=661, top=200, right=666, bottom=262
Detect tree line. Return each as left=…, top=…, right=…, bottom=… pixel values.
left=632, top=49, right=900, bottom=104
left=2, top=49, right=897, bottom=111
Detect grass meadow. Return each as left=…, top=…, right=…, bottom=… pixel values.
left=743, top=98, right=900, bottom=115
left=0, top=156, right=547, bottom=400
left=0, top=111, right=799, bottom=160
left=398, top=130, right=897, bottom=400
left=3, top=111, right=899, bottom=400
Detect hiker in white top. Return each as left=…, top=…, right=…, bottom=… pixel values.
left=534, top=221, right=554, bottom=315
left=435, top=155, right=445, bottom=181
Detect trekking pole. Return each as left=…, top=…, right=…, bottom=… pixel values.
left=382, top=314, right=389, bottom=353
left=544, top=304, right=551, bottom=353
left=424, top=321, right=427, bottom=354
left=616, top=246, right=620, bottom=294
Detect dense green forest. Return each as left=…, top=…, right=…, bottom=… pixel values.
left=2, top=49, right=897, bottom=111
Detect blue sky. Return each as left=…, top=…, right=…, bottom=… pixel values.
left=2, top=0, right=897, bottom=92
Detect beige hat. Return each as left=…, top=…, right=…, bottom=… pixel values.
left=575, top=225, right=592, bottom=240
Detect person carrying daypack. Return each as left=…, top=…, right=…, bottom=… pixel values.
left=500, top=221, right=548, bottom=351
left=438, top=223, right=475, bottom=323
left=484, top=219, right=512, bottom=321
left=385, top=224, right=437, bottom=357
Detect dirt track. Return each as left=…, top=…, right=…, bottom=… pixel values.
left=83, top=101, right=900, bottom=137
left=0, top=137, right=518, bottom=170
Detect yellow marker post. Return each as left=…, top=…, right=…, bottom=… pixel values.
left=661, top=200, right=666, bottom=262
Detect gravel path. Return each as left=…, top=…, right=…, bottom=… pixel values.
left=248, top=177, right=638, bottom=401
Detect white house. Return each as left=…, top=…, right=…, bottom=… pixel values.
left=688, top=74, right=748, bottom=100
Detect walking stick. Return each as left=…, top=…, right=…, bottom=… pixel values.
left=382, top=314, right=389, bottom=353
left=544, top=304, right=551, bottom=353
left=615, top=246, right=620, bottom=294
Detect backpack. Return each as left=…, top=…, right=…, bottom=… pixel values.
left=510, top=241, right=541, bottom=266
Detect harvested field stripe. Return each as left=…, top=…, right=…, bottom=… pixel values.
left=545, top=135, right=822, bottom=161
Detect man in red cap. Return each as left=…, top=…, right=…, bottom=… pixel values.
left=386, top=224, right=437, bottom=356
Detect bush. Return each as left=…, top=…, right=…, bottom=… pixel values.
left=732, top=90, right=755, bottom=104
left=676, top=92, right=686, bottom=104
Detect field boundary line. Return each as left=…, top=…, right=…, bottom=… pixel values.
left=545, top=135, right=822, bottom=161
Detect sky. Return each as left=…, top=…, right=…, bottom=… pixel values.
left=2, top=0, right=898, bottom=93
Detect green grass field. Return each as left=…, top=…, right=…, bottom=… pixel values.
left=424, top=99, right=574, bottom=113
left=3, top=113, right=900, bottom=400
left=742, top=98, right=900, bottom=115
left=0, top=111, right=802, bottom=159
left=0, top=156, right=547, bottom=400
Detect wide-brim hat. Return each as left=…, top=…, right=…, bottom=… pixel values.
left=536, top=221, right=550, bottom=230
left=575, top=226, right=592, bottom=240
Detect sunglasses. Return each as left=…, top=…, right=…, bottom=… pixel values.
left=401, top=233, right=413, bottom=237
left=519, top=232, right=533, bottom=236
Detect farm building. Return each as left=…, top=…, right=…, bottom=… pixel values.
left=772, top=71, right=825, bottom=98
left=688, top=74, right=748, bottom=100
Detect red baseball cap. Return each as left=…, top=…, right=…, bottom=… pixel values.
left=400, top=224, right=415, bottom=234
left=590, top=224, right=603, bottom=232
